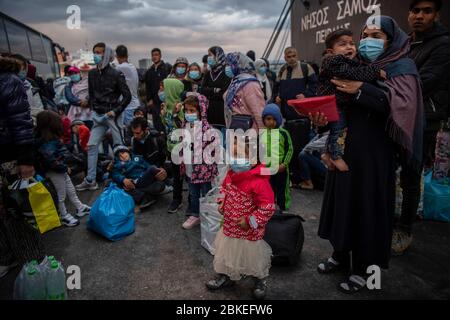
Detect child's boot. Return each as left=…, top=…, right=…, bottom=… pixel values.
left=206, top=274, right=234, bottom=291
left=253, top=277, right=268, bottom=300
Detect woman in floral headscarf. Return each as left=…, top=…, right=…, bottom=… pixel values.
left=224, top=52, right=266, bottom=130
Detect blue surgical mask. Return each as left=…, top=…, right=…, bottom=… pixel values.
left=158, top=91, right=165, bottom=102
left=258, top=67, right=267, bottom=76
left=359, top=38, right=385, bottom=62
left=185, top=113, right=198, bottom=123
left=176, top=67, right=186, bottom=75
left=207, top=56, right=216, bottom=67
left=230, top=157, right=252, bottom=173
left=93, top=54, right=103, bottom=65
left=189, top=70, right=200, bottom=80
left=18, top=70, right=27, bottom=81
left=225, top=66, right=234, bottom=78
left=70, top=74, right=81, bottom=83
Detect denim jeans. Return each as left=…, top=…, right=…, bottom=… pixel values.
left=299, top=151, right=327, bottom=181
left=123, top=106, right=138, bottom=127
left=187, top=182, right=212, bottom=217
left=327, top=110, right=346, bottom=160
left=86, top=112, right=124, bottom=183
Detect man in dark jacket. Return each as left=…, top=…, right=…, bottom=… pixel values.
left=144, top=48, right=172, bottom=133
left=393, top=0, right=450, bottom=256
left=130, top=117, right=166, bottom=168
left=273, top=47, right=318, bottom=121
left=76, top=43, right=131, bottom=191
left=0, top=56, right=45, bottom=276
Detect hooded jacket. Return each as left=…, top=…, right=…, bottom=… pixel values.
left=410, top=22, right=450, bottom=124
left=221, top=164, right=275, bottom=241
left=0, top=57, right=34, bottom=165
left=111, top=152, right=159, bottom=187
left=180, top=94, right=218, bottom=184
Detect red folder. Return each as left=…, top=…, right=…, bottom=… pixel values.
left=288, top=95, right=340, bottom=122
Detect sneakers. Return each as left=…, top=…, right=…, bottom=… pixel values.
left=253, top=278, right=268, bottom=300
left=206, top=274, right=235, bottom=291
left=61, top=214, right=80, bottom=227
left=159, top=185, right=174, bottom=195
left=168, top=201, right=182, bottom=214
left=392, top=229, right=413, bottom=256
left=75, top=179, right=99, bottom=191
left=182, top=216, right=200, bottom=230
left=140, top=197, right=157, bottom=210
left=75, top=205, right=91, bottom=218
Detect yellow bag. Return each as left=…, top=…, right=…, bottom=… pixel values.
left=27, top=181, right=61, bottom=234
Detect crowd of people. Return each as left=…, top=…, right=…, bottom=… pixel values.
left=0, top=0, right=449, bottom=299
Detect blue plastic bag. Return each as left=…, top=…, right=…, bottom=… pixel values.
left=87, top=183, right=135, bottom=241
left=423, top=172, right=450, bottom=223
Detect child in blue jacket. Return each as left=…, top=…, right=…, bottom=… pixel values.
left=111, top=145, right=167, bottom=210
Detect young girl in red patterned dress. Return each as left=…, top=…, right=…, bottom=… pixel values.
left=206, top=138, right=275, bottom=300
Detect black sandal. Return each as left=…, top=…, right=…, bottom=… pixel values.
left=317, top=258, right=343, bottom=274
left=338, top=275, right=367, bottom=294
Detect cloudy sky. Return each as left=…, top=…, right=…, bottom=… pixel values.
left=0, top=0, right=289, bottom=66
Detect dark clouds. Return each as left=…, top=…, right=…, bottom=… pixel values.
left=0, top=0, right=287, bottom=65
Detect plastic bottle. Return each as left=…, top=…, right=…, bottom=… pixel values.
left=46, top=260, right=67, bottom=300
left=23, top=265, right=46, bottom=300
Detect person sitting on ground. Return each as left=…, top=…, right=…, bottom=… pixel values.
left=111, top=145, right=168, bottom=212
left=298, top=131, right=329, bottom=190
left=130, top=117, right=167, bottom=169
left=318, top=29, right=387, bottom=172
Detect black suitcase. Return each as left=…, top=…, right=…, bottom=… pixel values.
left=263, top=213, right=305, bottom=266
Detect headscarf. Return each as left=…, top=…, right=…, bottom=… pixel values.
left=99, top=46, right=114, bottom=70
left=360, top=16, right=424, bottom=170
left=225, top=52, right=259, bottom=109
left=208, top=46, right=227, bottom=73
left=255, top=59, right=272, bottom=103
left=163, top=78, right=184, bottom=113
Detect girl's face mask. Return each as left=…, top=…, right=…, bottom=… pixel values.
left=70, top=74, right=81, bottom=83
left=230, top=157, right=252, bottom=173
left=185, top=113, right=199, bottom=123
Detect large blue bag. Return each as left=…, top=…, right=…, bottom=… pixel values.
left=87, top=183, right=135, bottom=241
left=423, top=173, right=450, bottom=223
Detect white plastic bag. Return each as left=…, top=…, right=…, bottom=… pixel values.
left=199, top=187, right=223, bottom=255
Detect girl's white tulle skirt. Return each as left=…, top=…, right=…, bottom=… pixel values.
left=213, top=229, right=272, bottom=281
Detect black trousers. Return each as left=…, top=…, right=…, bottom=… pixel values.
left=172, top=163, right=183, bottom=204
left=270, top=171, right=288, bottom=211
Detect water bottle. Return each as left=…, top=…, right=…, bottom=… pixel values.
left=46, top=260, right=67, bottom=300
left=23, top=265, right=46, bottom=300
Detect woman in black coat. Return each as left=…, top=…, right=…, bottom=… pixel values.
left=316, top=16, right=424, bottom=294
left=200, top=46, right=231, bottom=128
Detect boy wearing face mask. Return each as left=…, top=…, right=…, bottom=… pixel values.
left=65, top=66, right=92, bottom=127
left=170, top=57, right=189, bottom=81
left=180, top=94, right=218, bottom=230
left=318, top=29, right=387, bottom=172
